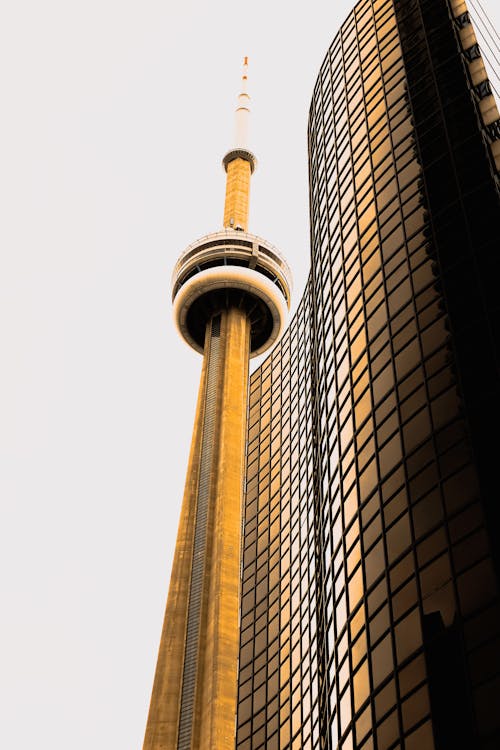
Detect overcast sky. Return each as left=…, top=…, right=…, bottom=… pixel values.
left=2, top=1, right=499, bottom=748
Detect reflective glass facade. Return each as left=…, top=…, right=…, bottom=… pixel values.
left=237, top=0, right=500, bottom=748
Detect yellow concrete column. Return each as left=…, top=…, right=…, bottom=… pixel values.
left=143, top=306, right=250, bottom=750
left=196, top=306, right=250, bottom=750
left=223, top=157, right=252, bottom=231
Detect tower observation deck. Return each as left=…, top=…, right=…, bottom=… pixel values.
left=142, top=59, right=292, bottom=750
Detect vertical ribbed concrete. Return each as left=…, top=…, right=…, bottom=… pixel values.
left=177, top=316, right=222, bottom=750
left=143, top=307, right=250, bottom=750
left=196, top=307, right=250, bottom=750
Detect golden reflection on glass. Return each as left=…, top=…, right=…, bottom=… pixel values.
left=353, top=660, right=370, bottom=711
left=405, top=720, right=435, bottom=750
left=402, top=684, right=430, bottom=732
left=348, top=566, right=364, bottom=611
left=344, top=489, right=359, bottom=527
left=356, top=704, right=373, bottom=745
left=399, top=655, right=425, bottom=697
left=371, top=635, right=393, bottom=687
left=395, top=608, right=421, bottom=664
left=386, top=512, right=411, bottom=561
left=340, top=688, right=353, bottom=735
left=375, top=680, right=396, bottom=721
left=350, top=606, right=366, bottom=641
left=377, top=709, right=399, bottom=750
left=359, top=458, right=378, bottom=503
left=354, top=389, right=372, bottom=429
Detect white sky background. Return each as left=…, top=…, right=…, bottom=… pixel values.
left=1, top=1, right=499, bottom=748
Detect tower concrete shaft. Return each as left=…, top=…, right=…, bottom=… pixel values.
left=143, top=58, right=290, bottom=750
left=143, top=309, right=250, bottom=750
left=223, top=157, right=252, bottom=231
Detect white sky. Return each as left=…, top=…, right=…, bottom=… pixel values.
left=1, top=1, right=499, bottom=748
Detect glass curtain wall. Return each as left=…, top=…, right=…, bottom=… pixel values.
left=236, top=1, right=500, bottom=749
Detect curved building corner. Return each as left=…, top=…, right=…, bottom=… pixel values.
left=236, top=1, right=500, bottom=749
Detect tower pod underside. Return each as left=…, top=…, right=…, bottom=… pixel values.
left=172, top=231, right=292, bottom=358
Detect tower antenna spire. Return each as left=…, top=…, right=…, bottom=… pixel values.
left=234, top=56, right=250, bottom=148
left=222, top=56, right=257, bottom=231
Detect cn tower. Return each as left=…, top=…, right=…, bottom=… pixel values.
left=142, top=59, right=292, bottom=750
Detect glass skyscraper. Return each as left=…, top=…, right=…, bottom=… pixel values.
left=236, top=1, right=500, bottom=749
